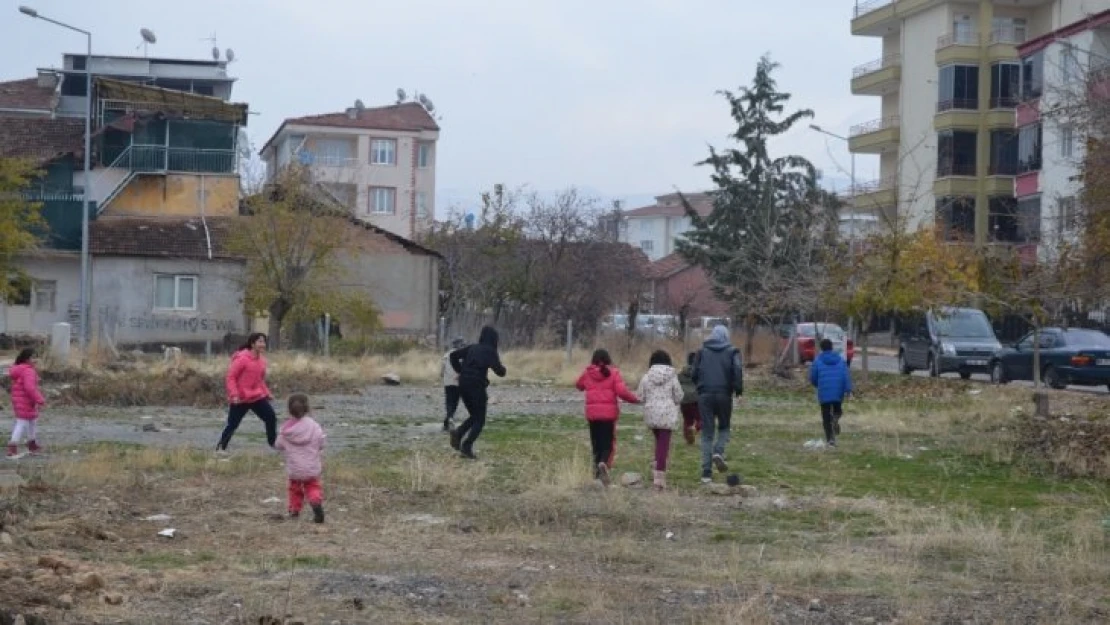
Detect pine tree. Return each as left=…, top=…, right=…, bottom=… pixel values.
left=677, top=56, right=821, bottom=360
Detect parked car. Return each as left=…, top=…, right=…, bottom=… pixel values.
left=690, top=316, right=732, bottom=341
left=989, top=327, right=1110, bottom=390
left=783, top=322, right=854, bottom=366
left=898, top=307, right=1001, bottom=379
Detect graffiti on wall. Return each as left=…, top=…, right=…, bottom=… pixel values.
left=98, top=306, right=238, bottom=336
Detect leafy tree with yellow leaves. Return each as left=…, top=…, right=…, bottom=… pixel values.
left=0, top=158, right=46, bottom=302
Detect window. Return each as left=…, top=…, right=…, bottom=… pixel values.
left=1017, top=196, right=1041, bottom=242
left=315, top=138, right=355, bottom=165
left=640, top=240, right=654, bottom=254
left=1018, top=123, right=1043, bottom=174
left=154, top=275, right=197, bottom=311
left=1059, top=196, right=1079, bottom=232
left=370, top=186, right=396, bottom=214
left=990, top=63, right=1021, bottom=108
left=937, top=130, right=977, bottom=177
left=953, top=15, right=975, bottom=43
left=416, top=191, right=429, bottom=218
left=992, top=17, right=1027, bottom=43
left=60, top=74, right=87, bottom=97
left=936, top=196, right=976, bottom=241
left=1062, top=45, right=1083, bottom=84
left=1060, top=125, right=1075, bottom=158
left=938, top=65, right=980, bottom=110
left=33, top=281, right=56, bottom=313
left=989, top=130, right=1018, bottom=175
left=417, top=142, right=433, bottom=168
left=1021, top=51, right=1044, bottom=100
left=370, top=139, right=396, bottom=165
left=988, top=196, right=1018, bottom=242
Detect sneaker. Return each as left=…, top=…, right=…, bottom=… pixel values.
left=460, top=447, right=477, bottom=460
left=828, top=439, right=838, bottom=448
left=712, top=454, right=728, bottom=474
left=6, top=444, right=18, bottom=458
left=442, top=422, right=452, bottom=433
left=449, top=428, right=462, bottom=451
left=311, top=504, right=325, bottom=524
left=700, top=471, right=713, bottom=485
left=27, top=441, right=42, bottom=455
left=597, top=462, right=611, bottom=487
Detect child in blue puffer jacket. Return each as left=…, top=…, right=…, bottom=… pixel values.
left=809, top=338, right=852, bottom=447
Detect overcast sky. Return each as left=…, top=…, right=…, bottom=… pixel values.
left=1, top=0, right=883, bottom=211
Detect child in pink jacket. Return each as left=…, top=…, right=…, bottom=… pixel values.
left=7, top=348, right=46, bottom=458
left=274, top=393, right=326, bottom=523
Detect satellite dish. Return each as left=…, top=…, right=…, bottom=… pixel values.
left=417, top=93, right=429, bottom=106
left=396, top=88, right=407, bottom=103
left=211, top=46, right=220, bottom=61
left=140, top=28, right=157, bottom=44
left=225, top=48, right=235, bottom=63
left=423, top=99, right=435, bottom=113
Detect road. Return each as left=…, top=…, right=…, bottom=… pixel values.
left=859, top=352, right=1110, bottom=395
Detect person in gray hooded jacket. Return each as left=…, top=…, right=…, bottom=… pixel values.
left=691, top=325, right=743, bottom=483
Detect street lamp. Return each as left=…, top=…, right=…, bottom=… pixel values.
left=20, top=5, right=92, bottom=354
left=809, top=123, right=859, bottom=251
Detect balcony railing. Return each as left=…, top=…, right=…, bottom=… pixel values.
left=849, top=116, right=900, bottom=137
left=937, top=31, right=980, bottom=49
left=989, top=161, right=1018, bottom=176
left=990, top=27, right=1027, bottom=45
left=937, top=98, right=979, bottom=112
left=295, top=150, right=360, bottom=168
left=853, top=0, right=893, bottom=18
left=936, top=162, right=977, bottom=177
left=848, top=177, right=897, bottom=196
left=852, top=54, right=902, bottom=78
left=128, top=145, right=237, bottom=174
left=990, top=96, right=1020, bottom=109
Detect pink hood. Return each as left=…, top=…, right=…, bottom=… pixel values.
left=275, top=416, right=325, bottom=480
left=9, top=362, right=45, bottom=420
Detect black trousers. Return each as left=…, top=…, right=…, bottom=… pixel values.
left=820, top=402, right=843, bottom=442
left=218, top=399, right=277, bottom=449
left=587, top=420, right=617, bottom=476
left=444, top=385, right=461, bottom=426
left=455, top=383, right=488, bottom=450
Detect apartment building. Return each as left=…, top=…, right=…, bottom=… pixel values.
left=260, top=102, right=440, bottom=239
left=618, top=192, right=712, bottom=261
left=849, top=0, right=1110, bottom=245
left=1014, top=9, right=1110, bottom=248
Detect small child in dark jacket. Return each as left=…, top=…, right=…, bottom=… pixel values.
left=809, top=338, right=853, bottom=447
left=677, top=352, right=701, bottom=445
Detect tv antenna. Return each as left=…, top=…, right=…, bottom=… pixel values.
left=137, top=28, right=156, bottom=57
left=201, top=32, right=234, bottom=62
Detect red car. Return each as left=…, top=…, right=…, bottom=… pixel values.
left=783, top=323, right=854, bottom=366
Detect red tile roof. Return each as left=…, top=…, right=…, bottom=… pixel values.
left=625, top=194, right=713, bottom=218
left=646, top=252, right=691, bottom=280
left=90, top=217, right=242, bottom=261
left=0, top=77, right=55, bottom=111
left=0, top=116, right=84, bottom=162
left=260, top=102, right=439, bottom=154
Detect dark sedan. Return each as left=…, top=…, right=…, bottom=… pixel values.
left=990, top=327, right=1110, bottom=390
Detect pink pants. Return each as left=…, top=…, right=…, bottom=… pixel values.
left=652, top=429, right=672, bottom=471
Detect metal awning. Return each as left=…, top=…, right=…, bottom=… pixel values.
left=94, top=77, right=248, bottom=125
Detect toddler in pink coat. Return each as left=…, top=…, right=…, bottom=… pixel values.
left=274, top=394, right=326, bottom=523
left=8, top=348, right=46, bottom=458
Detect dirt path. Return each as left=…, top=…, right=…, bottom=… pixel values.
left=24, top=386, right=586, bottom=452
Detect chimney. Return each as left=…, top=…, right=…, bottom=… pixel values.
left=346, top=107, right=358, bottom=120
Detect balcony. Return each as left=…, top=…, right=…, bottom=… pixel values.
left=936, top=163, right=977, bottom=178
left=936, top=31, right=980, bottom=65
left=849, top=116, right=900, bottom=153
left=851, top=54, right=902, bottom=95
left=848, top=177, right=897, bottom=212
left=128, top=145, right=238, bottom=174
left=851, top=0, right=895, bottom=37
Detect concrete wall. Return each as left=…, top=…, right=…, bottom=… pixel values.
left=898, top=3, right=947, bottom=230
left=90, top=256, right=246, bottom=347
left=337, top=251, right=439, bottom=334
left=0, top=255, right=80, bottom=336
left=105, top=174, right=239, bottom=217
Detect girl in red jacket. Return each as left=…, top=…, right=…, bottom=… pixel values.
left=7, top=348, right=46, bottom=458
left=217, top=333, right=277, bottom=451
left=576, top=349, right=640, bottom=486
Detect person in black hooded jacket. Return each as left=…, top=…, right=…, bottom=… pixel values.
left=448, top=326, right=507, bottom=459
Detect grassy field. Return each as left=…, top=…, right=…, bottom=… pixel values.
left=1, top=374, right=1108, bottom=624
